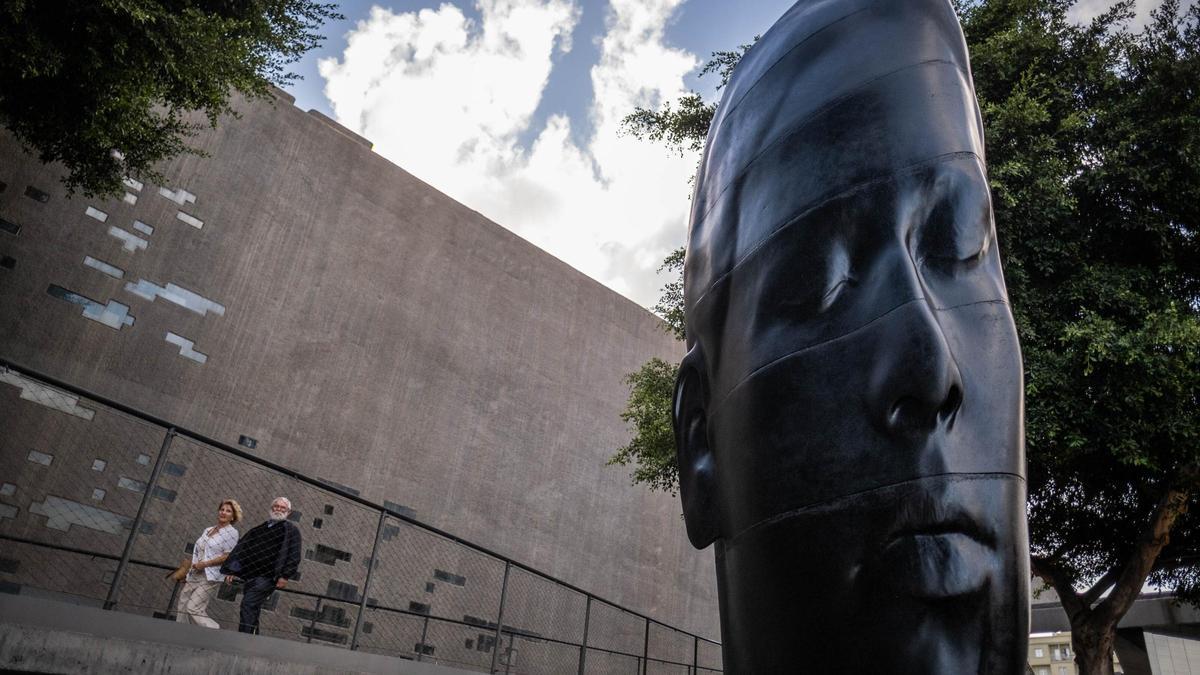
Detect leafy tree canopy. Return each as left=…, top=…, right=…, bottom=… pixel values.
left=0, top=0, right=342, bottom=197
left=614, top=1, right=1199, bottom=671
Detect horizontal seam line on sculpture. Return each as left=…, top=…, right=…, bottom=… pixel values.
left=687, top=150, right=982, bottom=315
left=710, top=297, right=923, bottom=411
left=708, top=296, right=1011, bottom=413
left=707, top=5, right=873, bottom=146
left=694, top=57, right=971, bottom=232
left=726, top=472, right=1026, bottom=546
left=710, top=0, right=972, bottom=161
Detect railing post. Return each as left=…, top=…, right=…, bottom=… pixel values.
left=577, top=594, right=591, bottom=675
left=417, top=614, right=430, bottom=661
left=351, top=511, right=386, bottom=650
left=490, top=561, right=511, bottom=673
left=307, top=597, right=322, bottom=643
left=642, top=618, right=650, bottom=675
left=165, top=579, right=183, bottom=619
left=104, top=427, right=175, bottom=610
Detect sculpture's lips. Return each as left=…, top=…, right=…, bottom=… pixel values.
left=879, top=513, right=996, bottom=600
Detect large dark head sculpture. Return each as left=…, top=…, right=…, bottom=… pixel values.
left=672, top=1, right=1029, bottom=672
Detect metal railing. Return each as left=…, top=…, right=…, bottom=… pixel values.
left=0, top=357, right=722, bottom=673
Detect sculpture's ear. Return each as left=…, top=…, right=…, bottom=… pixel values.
left=674, top=343, right=720, bottom=549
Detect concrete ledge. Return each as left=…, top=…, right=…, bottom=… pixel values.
left=1031, top=593, right=1200, bottom=634
left=0, top=594, right=474, bottom=674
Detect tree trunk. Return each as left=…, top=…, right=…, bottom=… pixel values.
left=1071, top=623, right=1115, bottom=675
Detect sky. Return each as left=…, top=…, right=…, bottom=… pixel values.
left=283, top=0, right=1165, bottom=310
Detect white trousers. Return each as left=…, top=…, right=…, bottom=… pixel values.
left=175, top=579, right=219, bottom=628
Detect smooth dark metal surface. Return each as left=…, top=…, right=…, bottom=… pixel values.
left=673, top=1, right=1029, bottom=672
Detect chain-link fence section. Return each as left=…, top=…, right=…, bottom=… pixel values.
left=0, top=360, right=722, bottom=673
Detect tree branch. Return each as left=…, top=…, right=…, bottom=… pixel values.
left=1092, top=479, right=1193, bottom=628
left=1081, top=565, right=1122, bottom=608
left=1031, top=555, right=1089, bottom=624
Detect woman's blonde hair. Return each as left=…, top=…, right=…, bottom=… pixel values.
left=219, top=499, right=243, bottom=524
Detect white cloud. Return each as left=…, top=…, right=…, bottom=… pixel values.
left=319, top=0, right=699, bottom=307
left=1068, top=0, right=1163, bottom=27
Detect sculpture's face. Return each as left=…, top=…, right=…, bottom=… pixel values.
left=675, top=4, right=1030, bottom=670
left=698, top=156, right=1028, bottom=672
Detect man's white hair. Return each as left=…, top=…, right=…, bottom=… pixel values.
left=272, top=497, right=292, bottom=510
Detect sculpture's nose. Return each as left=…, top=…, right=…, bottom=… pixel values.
left=867, top=298, right=964, bottom=438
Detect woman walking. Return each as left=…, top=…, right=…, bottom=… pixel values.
left=176, top=499, right=241, bottom=628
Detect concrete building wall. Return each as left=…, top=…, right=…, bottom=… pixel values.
left=0, top=89, right=718, bottom=639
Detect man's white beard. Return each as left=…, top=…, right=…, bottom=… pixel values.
left=269, top=511, right=286, bottom=522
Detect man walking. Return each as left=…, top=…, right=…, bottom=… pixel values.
left=221, top=496, right=302, bottom=634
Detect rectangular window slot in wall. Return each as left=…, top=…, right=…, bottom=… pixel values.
left=0, top=180, right=7, bottom=192
left=132, top=220, right=153, bottom=235
left=433, top=569, right=466, bottom=586
left=106, top=227, right=147, bottom=253
left=309, top=544, right=352, bottom=566
left=165, top=332, right=208, bottom=364
left=152, top=486, right=177, bottom=502
left=0, top=483, right=15, bottom=496
left=0, top=218, right=20, bottom=235
left=47, top=284, right=135, bottom=330
left=176, top=211, right=203, bottom=229
left=1, top=256, right=14, bottom=270
left=238, top=435, right=257, bottom=449
left=92, top=488, right=105, bottom=501
left=326, top=580, right=359, bottom=602
left=122, top=192, right=138, bottom=205
left=158, top=186, right=196, bottom=205
left=92, top=459, right=107, bottom=471
left=24, top=186, right=49, bottom=203
left=0, top=370, right=96, bottom=420
left=316, top=478, right=359, bottom=497
left=117, top=477, right=147, bottom=493
left=384, top=500, right=416, bottom=519
left=135, top=453, right=150, bottom=465
left=83, top=256, right=124, bottom=279
left=291, top=605, right=351, bottom=628
left=126, top=279, right=224, bottom=316
left=26, top=450, right=53, bottom=466
left=29, top=496, right=138, bottom=535
left=301, top=626, right=348, bottom=645
left=85, top=206, right=108, bottom=222
left=163, top=462, right=186, bottom=477
left=123, top=177, right=143, bottom=192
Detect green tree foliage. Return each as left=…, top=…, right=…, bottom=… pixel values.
left=613, top=2, right=1199, bottom=672
left=619, top=41, right=754, bottom=156
left=652, top=248, right=687, bottom=342
left=606, top=357, right=680, bottom=494
left=962, top=1, right=1200, bottom=671
left=0, top=0, right=342, bottom=197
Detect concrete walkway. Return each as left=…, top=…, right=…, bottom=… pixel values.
left=0, top=593, right=476, bottom=674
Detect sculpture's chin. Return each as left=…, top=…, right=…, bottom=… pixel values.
left=715, top=474, right=1028, bottom=674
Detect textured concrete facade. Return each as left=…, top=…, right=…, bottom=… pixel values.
left=0, top=90, right=718, bottom=639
